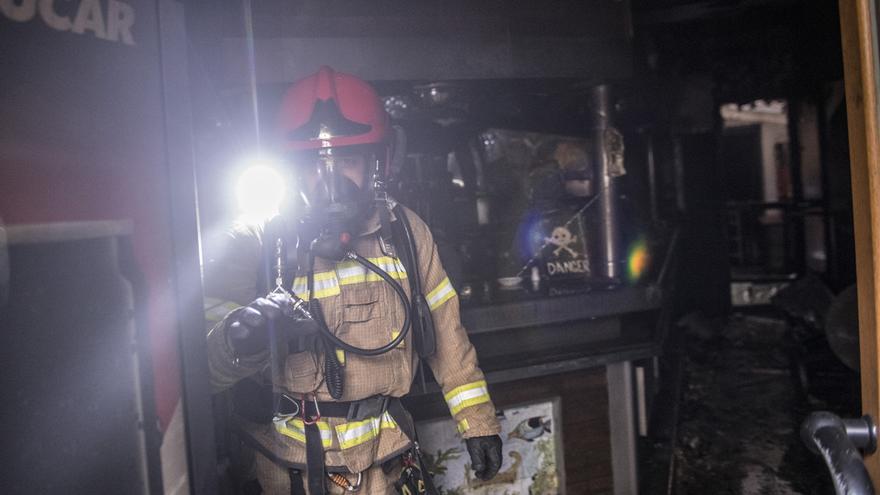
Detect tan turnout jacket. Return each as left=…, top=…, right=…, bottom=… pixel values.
left=204, top=205, right=500, bottom=475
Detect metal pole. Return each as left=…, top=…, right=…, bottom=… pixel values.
left=607, top=361, right=638, bottom=494
left=646, top=131, right=660, bottom=223
left=786, top=99, right=806, bottom=274
left=815, top=88, right=839, bottom=286
left=243, top=0, right=261, bottom=149
left=157, top=1, right=217, bottom=493
left=590, top=84, right=622, bottom=281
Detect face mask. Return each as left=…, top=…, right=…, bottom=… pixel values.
left=289, top=150, right=374, bottom=253
left=303, top=174, right=372, bottom=233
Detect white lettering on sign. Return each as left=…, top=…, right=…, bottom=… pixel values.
left=1, top=0, right=36, bottom=21
left=1, top=0, right=136, bottom=46
left=546, top=259, right=589, bottom=276
left=72, top=0, right=106, bottom=39
left=106, top=0, right=134, bottom=45
left=39, top=0, right=71, bottom=31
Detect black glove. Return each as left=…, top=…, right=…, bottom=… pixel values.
left=226, top=293, right=316, bottom=356
left=466, top=435, right=503, bottom=481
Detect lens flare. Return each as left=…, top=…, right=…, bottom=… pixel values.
left=627, top=237, right=650, bottom=283
left=236, top=162, right=285, bottom=221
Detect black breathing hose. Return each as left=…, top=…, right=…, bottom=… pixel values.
left=307, top=252, right=411, bottom=356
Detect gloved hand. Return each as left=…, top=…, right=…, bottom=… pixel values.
left=226, top=293, right=315, bottom=356
left=466, top=435, right=503, bottom=481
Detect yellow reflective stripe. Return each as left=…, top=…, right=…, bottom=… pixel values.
left=335, top=417, right=380, bottom=449
left=289, top=258, right=406, bottom=300
left=380, top=411, right=397, bottom=429
left=334, top=412, right=397, bottom=449
left=457, top=419, right=470, bottom=434
left=272, top=417, right=333, bottom=447
left=335, top=257, right=407, bottom=285
left=275, top=412, right=396, bottom=449
left=444, top=380, right=490, bottom=416
left=292, top=272, right=341, bottom=301
left=203, top=297, right=242, bottom=323
left=426, top=277, right=456, bottom=311
left=335, top=348, right=346, bottom=364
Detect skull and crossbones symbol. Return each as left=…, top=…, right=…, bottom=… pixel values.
left=545, top=226, right=579, bottom=258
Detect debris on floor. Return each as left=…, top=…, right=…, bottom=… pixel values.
left=672, top=310, right=857, bottom=494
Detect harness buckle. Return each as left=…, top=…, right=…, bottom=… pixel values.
left=302, top=395, right=321, bottom=425
left=346, top=395, right=389, bottom=421
left=275, top=393, right=300, bottom=419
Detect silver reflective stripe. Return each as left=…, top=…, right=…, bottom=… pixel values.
left=272, top=416, right=333, bottom=447
left=335, top=417, right=381, bottom=449
left=334, top=412, right=397, bottom=449
left=290, top=257, right=406, bottom=299
left=427, top=277, right=456, bottom=311
left=292, top=272, right=340, bottom=300
left=336, top=257, right=406, bottom=285
left=445, top=380, right=490, bottom=415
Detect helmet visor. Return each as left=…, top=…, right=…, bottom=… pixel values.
left=289, top=146, right=380, bottom=208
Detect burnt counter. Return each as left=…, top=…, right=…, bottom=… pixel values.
left=462, top=285, right=662, bottom=334
left=405, top=282, right=668, bottom=397
left=406, top=283, right=666, bottom=396
left=462, top=286, right=663, bottom=384
left=405, top=286, right=668, bottom=495
left=405, top=232, right=680, bottom=495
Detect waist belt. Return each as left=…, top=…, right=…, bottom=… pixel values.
left=239, top=395, right=434, bottom=495
left=277, top=395, right=418, bottom=495
left=277, top=394, right=390, bottom=422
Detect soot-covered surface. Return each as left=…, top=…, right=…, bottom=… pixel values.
left=672, top=312, right=856, bottom=494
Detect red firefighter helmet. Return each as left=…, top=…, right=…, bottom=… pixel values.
left=275, top=67, right=393, bottom=232
left=276, top=66, right=391, bottom=173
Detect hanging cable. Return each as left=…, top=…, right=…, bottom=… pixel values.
left=303, top=251, right=412, bottom=356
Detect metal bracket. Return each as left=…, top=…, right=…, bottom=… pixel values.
left=844, top=415, right=878, bottom=454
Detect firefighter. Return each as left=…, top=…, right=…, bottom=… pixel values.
left=205, top=66, right=502, bottom=494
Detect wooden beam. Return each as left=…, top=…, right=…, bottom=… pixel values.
left=839, top=0, right=880, bottom=484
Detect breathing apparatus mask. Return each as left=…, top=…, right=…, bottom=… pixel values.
left=288, top=144, right=385, bottom=261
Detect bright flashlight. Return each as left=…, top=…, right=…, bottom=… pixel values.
left=236, top=160, right=286, bottom=221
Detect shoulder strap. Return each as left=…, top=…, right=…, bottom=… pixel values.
left=378, top=200, right=396, bottom=257
left=391, top=206, right=437, bottom=358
